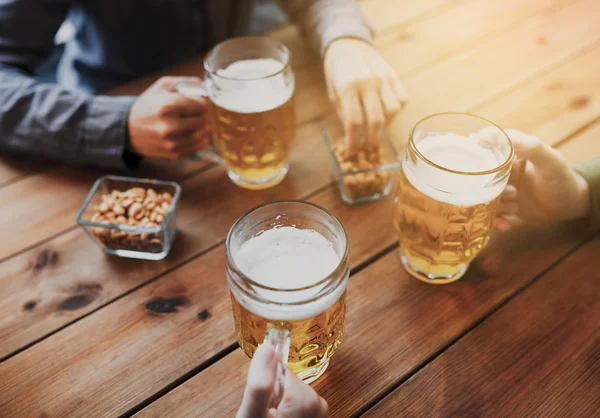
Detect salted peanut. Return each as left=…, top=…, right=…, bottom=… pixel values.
left=122, top=198, right=134, bottom=208
left=145, top=201, right=156, bottom=210
left=149, top=212, right=157, bottom=223
left=161, top=201, right=170, bottom=211
left=116, top=216, right=127, bottom=224
left=128, top=202, right=143, bottom=219
left=154, top=206, right=166, bottom=216
left=155, top=214, right=164, bottom=224
left=141, top=216, right=150, bottom=224
left=110, top=230, right=126, bottom=239
left=113, top=204, right=125, bottom=216
left=147, top=188, right=158, bottom=198
left=129, top=187, right=146, bottom=198
left=98, top=202, right=109, bottom=213
left=91, top=212, right=104, bottom=222
left=162, top=192, right=172, bottom=203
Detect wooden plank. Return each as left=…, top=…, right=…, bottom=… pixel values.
left=133, top=224, right=594, bottom=418
left=0, top=157, right=52, bottom=189
left=363, top=236, right=600, bottom=418
left=376, top=0, right=564, bottom=70
left=0, top=184, right=400, bottom=417
left=361, top=0, right=467, bottom=36
left=387, top=0, right=600, bottom=147
left=3, top=0, right=600, bottom=364
left=477, top=45, right=600, bottom=147
left=559, top=120, right=600, bottom=162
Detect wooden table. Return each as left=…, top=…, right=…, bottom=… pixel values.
left=1, top=0, right=599, bottom=416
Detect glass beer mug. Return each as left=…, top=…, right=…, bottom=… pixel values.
left=175, top=37, right=295, bottom=190
left=226, top=201, right=350, bottom=384
left=393, top=113, right=513, bottom=284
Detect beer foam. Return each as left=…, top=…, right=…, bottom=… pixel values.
left=211, top=58, right=294, bottom=114
left=231, top=227, right=346, bottom=321
left=404, top=133, right=508, bottom=206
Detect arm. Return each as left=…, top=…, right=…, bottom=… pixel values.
left=279, top=0, right=407, bottom=155
left=278, top=0, right=372, bottom=57
left=573, top=159, right=600, bottom=232
left=0, top=0, right=136, bottom=169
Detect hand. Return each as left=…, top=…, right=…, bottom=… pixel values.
left=323, top=38, right=408, bottom=155
left=127, top=76, right=211, bottom=160
left=495, top=129, right=591, bottom=231
left=236, top=344, right=328, bottom=418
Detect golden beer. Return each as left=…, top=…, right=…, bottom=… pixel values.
left=231, top=289, right=346, bottom=381
left=175, top=37, right=295, bottom=190
left=209, top=92, right=295, bottom=188
left=394, top=169, right=500, bottom=282
left=394, top=113, right=513, bottom=283
left=226, top=201, right=350, bottom=383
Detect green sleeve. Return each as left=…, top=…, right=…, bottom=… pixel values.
left=573, top=158, right=600, bottom=232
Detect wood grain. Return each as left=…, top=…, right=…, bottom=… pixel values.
left=387, top=0, right=600, bottom=146
left=560, top=120, right=600, bottom=163
left=4, top=1, right=600, bottom=363
left=364, top=236, right=600, bottom=418
left=134, top=223, right=594, bottom=418
left=0, top=115, right=343, bottom=360
left=0, top=186, right=399, bottom=417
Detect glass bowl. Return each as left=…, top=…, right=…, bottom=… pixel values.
left=76, top=175, right=181, bottom=260
left=321, top=129, right=401, bottom=204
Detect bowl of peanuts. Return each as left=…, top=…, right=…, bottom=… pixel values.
left=76, top=175, right=181, bottom=260
left=321, top=129, right=401, bottom=204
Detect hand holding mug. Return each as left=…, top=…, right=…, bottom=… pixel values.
left=495, top=129, right=591, bottom=231
left=127, top=76, right=211, bottom=160
left=236, top=343, right=329, bottom=418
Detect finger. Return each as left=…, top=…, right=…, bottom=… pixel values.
left=236, top=344, right=278, bottom=418
left=159, top=117, right=207, bottom=139
left=498, top=201, right=519, bottom=216
left=340, top=90, right=364, bottom=155
left=160, top=93, right=208, bottom=117
left=501, top=185, right=518, bottom=201
left=508, top=157, right=527, bottom=187
left=380, top=82, right=402, bottom=124
left=391, top=77, right=409, bottom=107
left=157, top=76, right=203, bottom=91
left=361, top=88, right=385, bottom=147
left=505, top=129, right=566, bottom=172
left=164, top=133, right=209, bottom=156
left=495, top=217, right=511, bottom=232
left=319, top=397, right=329, bottom=415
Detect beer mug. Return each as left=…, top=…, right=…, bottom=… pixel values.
left=175, top=37, right=295, bottom=190
left=226, top=201, right=350, bottom=384
left=393, top=113, right=513, bottom=284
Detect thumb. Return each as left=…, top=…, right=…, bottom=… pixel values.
left=505, top=129, right=565, bottom=172
left=156, top=76, right=203, bottom=91
left=237, top=344, right=278, bottom=418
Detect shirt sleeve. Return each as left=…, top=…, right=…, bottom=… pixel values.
left=278, top=0, right=373, bottom=57
left=0, top=0, right=137, bottom=170
left=573, top=158, right=600, bottom=233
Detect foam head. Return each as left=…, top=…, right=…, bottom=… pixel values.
left=231, top=226, right=345, bottom=320
left=210, top=58, right=294, bottom=114
left=403, top=132, right=509, bottom=206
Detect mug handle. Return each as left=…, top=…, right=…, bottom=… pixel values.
left=264, top=326, right=291, bottom=409
left=173, top=81, right=223, bottom=164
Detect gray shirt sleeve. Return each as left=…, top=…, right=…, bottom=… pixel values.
left=278, top=0, right=373, bottom=57
left=0, top=0, right=136, bottom=169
